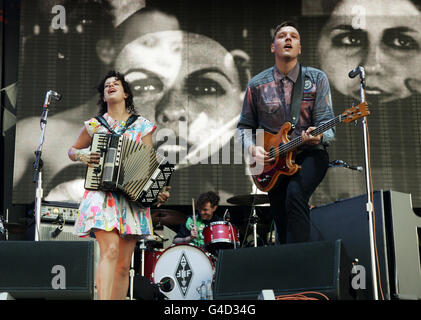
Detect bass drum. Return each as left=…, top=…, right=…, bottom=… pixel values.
left=152, top=244, right=214, bottom=300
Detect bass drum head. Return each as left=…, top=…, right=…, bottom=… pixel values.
left=152, top=244, right=214, bottom=300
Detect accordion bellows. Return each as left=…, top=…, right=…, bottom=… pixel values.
left=85, top=133, right=174, bottom=207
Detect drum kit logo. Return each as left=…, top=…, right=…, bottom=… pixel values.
left=174, top=252, right=193, bottom=297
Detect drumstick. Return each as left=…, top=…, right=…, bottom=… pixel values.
left=192, top=198, right=196, bottom=227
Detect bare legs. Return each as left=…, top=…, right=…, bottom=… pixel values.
left=94, top=229, right=138, bottom=300
left=111, top=236, right=138, bottom=299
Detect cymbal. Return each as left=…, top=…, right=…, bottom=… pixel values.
left=143, top=234, right=166, bottom=248
left=227, top=194, right=269, bottom=206
left=145, top=234, right=163, bottom=242
left=151, top=209, right=187, bottom=226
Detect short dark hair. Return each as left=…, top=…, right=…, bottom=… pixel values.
left=196, top=191, right=220, bottom=209
left=97, top=70, right=135, bottom=116
left=272, top=20, right=300, bottom=43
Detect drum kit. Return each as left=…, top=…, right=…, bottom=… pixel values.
left=129, top=194, right=269, bottom=300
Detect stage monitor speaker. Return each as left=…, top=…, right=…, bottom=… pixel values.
left=310, top=190, right=421, bottom=300
left=383, top=191, right=421, bottom=300
left=213, top=240, right=353, bottom=300
left=0, top=241, right=95, bottom=299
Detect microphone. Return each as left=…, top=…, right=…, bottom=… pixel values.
left=348, top=164, right=364, bottom=172
left=49, top=225, right=63, bottom=238
left=223, top=209, right=231, bottom=222
left=50, top=90, right=62, bottom=101
left=330, top=160, right=363, bottom=172
left=43, top=90, right=62, bottom=108
left=159, top=277, right=175, bottom=292
left=348, top=66, right=362, bottom=79
left=49, top=214, right=64, bottom=238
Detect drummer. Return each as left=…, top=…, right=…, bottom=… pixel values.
left=172, top=191, right=223, bottom=248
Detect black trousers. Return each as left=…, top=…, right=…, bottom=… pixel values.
left=268, top=148, right=329, bottom=244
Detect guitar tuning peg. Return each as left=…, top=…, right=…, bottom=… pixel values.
left=354, top=120, right=358, bottom=127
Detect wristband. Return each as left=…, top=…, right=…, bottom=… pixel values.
left=75, top=149, right=91, bottom=165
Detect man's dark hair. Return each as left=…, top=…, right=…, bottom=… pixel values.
left=196, top=191, right=220, bottom=209
left=272, top=20, right=300, bottom=43
left=97, top=70, right=135, bottom=115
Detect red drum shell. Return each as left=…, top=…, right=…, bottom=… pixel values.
left=203, top=221, right=240, bottom=251
left=141, top=249, right=162, bottom=281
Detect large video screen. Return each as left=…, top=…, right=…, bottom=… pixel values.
left=13, top=0, right=421, bottom=208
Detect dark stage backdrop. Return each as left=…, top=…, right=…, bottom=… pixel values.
left=12, top=0, right=421, bottom=208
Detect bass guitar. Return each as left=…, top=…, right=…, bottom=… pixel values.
left=251, top=102, right=370, bottom=192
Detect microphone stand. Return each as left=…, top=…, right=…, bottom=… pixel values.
left=223, top=210, right=237, bottom=249
left=351, top=67, right=379, bottom=300
left=33, top=91, right=60, bottom=241
left=251, top=206, right=259, bottom=247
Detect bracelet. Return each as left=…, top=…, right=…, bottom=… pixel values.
left=75, top=149, right=91, bottom=165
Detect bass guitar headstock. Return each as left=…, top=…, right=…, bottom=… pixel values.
left=342, top=102, right=370, bottom=123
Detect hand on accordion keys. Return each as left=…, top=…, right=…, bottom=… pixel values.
left=75, top=149, right=100, bottom=167
left=156, top=186, right=171, bottom=207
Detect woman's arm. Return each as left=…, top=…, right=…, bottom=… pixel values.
left=68, top=126, right=99, bottom=166
left=141, top=131, right=153, bottom=147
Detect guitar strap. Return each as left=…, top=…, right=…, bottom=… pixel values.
left=94, top=114, right=139, bottom=135
left=290, top=65, right=309, bottom=129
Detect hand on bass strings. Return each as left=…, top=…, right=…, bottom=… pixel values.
left=301, top=127, right=322, bottom=145
left=249, top=145, right=275, bottom=165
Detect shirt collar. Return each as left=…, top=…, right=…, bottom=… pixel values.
left=274, top=62, right=300, bottom=84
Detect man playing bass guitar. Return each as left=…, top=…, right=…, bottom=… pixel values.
left=237, top=21, right=335, bottom=244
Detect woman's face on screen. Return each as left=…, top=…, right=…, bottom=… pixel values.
left=317, top=0, right=421, bottom=103
left=114, top=31, right=243, bottom=164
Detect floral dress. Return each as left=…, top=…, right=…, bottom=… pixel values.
left=73, top=113, right=156, bottom=239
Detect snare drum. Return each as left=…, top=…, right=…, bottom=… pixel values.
left=152, top=244, right=214, bottom=300
left=203, top=221, right=240, bottom=252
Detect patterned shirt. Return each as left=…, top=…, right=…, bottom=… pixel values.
left=237, top=63, right=335, bottom=152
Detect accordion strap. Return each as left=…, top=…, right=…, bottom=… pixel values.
left=95, top=114, right=139, bottom=135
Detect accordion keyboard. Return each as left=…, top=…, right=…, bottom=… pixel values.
left=84, top=133, right=108, bottom=190
left=83, top=133, right=174, bottom=206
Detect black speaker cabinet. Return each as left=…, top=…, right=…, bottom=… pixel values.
left=0, top=241, right=95, bottom=299
left=214, top=240, right=353, bottom=300
left=310, top=190, right=421, bottom=300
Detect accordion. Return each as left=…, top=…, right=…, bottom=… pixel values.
left=84, top=133, right=174, bottom=207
